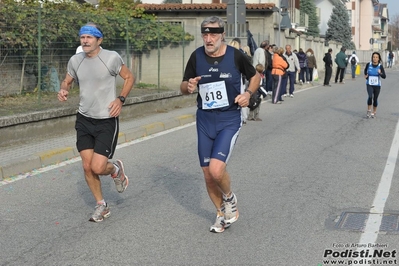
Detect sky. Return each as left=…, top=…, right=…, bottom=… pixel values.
left=384, top=0, right=399, bottom=18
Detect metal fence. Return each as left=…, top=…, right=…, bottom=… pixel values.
left=0, top=6, right=197, bottom=97
left=1, top=5, right=353, bottom=100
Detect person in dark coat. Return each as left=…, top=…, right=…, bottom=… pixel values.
left=334, top=47, right=347, bottom=84
left=323, top=48, right=333, bottom=86
left=306, top=48, right=317, bottom=83
left=296, top=48, right=308, bottom=84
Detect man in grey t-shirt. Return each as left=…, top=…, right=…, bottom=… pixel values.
left=58, top=23, right=134, bottom=222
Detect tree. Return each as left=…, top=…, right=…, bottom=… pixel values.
left=300, top=0, right=319, bottom=38
left=389, top=14, right=399, bottom=50
left=0, top=0, right=194, bottom=56
left=0, top=0, right=194, bottom=92
left=325, top=0, right=355, bottom=49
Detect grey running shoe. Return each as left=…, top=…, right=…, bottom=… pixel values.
left=89, top=204, right=110, bottom=222
left=371, top=113, right=375, bottom=118
left=366, top=110, right=371, bottom=118
left=222, top=193, right=239, bottom=227
left=113, top=160, right=129, bottom=193
left=210, top=215, right=225, bottom=233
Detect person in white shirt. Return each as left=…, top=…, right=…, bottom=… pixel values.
left=252, top=41, right=268, bottom=71
left=76, top=45, right=83, bottom=54
left=348, top=51, right=359, bottom=79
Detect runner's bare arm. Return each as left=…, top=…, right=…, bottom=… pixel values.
left=58, top=74, right=74, bottom=101
left=235, top=72, right=261, bottom=107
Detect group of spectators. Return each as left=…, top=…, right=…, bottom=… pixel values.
left=228, top=39, right=321, bottom=121
left=322, top=47, right=361, bottom=86
left=227, top=38, right=392, bottom=124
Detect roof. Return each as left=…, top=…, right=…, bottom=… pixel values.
left=136, top=3, right=275, bottom=12
left=373, top=3, right=388, bottom=18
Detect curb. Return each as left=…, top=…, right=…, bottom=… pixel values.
left=0, top=114, right=196, bottom=181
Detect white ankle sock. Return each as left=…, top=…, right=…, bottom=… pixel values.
left=112, top=163, right=120, bottom=176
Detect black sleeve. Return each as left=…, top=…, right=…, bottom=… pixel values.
left=234, top=49, right=256, bottom=80
left=364, top=63, right=370, bottom=75
left=379, top=65, right=386, bottom=79
left=182, top=51, right=197, bottom=82
left=327, top=54, right=333, bottom=65
left=267, top=52, right=273, bottom=70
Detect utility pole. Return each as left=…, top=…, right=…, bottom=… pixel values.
left=227, top=0, right=246, bottom=38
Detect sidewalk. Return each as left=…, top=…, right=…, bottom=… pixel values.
left=0, top=105, right=197, bottom=180
left=0, top=80, right=322, bottom=181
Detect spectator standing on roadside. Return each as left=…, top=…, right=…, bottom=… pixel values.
left=265, top=44, right=274, bottom=95
left=248, top=63, right=264, bottom=121
left=58, top=23, right=134, bottom=222
left=387, top=50, right=394, bottom=68
left=232, top=37, right=244, bottom=53
left=245, top=46, right=267, bottom=98
left=76, top=45, right=83, bottom=54
left=283, top=44, right=299, bottom=98
left=180, top=16, right=260, bottom=233
left=242, top=45, right=252, bottom=59
left=364, top=52, right=386, bottom=118
left=296, top=48, right=308, bottom=84
left=334, top=47, right=347, bottom=84
left=323, top=48, right=333, bottom=87
left=272, top=46, right=289, bottom=104
left=293, top=49, right=299, bottom=83
left=252, top=40, right=268, bottom=71
left=348, top=51, right=359, bottom=79
left=306, top=48, right=317, bottom=83
left=252, top=40, right=269, bottom=98
left=229, top=40, right=250, bottom=125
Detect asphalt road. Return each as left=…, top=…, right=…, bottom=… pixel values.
left=1, top=70, right=399, bottom=266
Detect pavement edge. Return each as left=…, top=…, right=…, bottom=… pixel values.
left=0, top=114, right=195, bottom=181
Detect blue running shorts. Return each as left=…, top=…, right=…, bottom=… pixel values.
left=196, top=109, right=242, bottom=167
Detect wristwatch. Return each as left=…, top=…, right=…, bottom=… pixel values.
left=117, top=96, right=125, bottom=103
left=245, top=90, right=253, bottom=96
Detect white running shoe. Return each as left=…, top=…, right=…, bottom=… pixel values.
left=89, top=203, right=110, bottom=222
left=210, top=215, right=225, bottom=233
left=113, top=160, right=129, bottom=193
left=222, top=193, right=239, bottom=227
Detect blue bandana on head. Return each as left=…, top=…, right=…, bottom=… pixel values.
left=79, top=25, right=103, bottom=38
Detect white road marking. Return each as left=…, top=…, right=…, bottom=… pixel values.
left=355, top=119, right=399, bottom=260
left=1, top=84, right=321, bottom=187
left=0, top=123, right=195, bottom=187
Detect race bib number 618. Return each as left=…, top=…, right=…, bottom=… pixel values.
left=199, top=81, right=229, bottom=109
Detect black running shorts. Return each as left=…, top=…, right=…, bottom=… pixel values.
left=75, top=112, right=119, bottom=158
